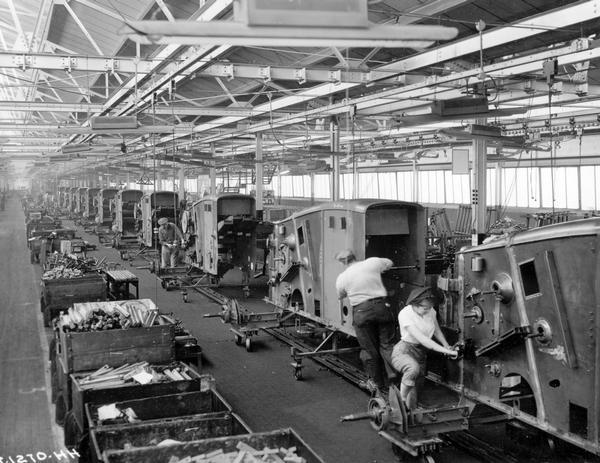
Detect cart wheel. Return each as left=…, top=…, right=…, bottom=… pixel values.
left=235, top=335, right=243, bottom=346
left=63, top=411, right=80, bottom=447
left=182, top=292, right=189, bottom=303
left=55, top=395, right=66, bottom=426
left=294, top=368, right=303, bottom=381
left=245, top=337, right=252, bottom=352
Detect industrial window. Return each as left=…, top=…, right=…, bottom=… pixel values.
left=569, top=402, right=588, bottom=438
left=328, top=216, right=335, bottom=228
left=340, top=217, right=347, bottom=230
left=519, top=260, right=540, bottom=296
left=378, top=172, right=397, bottom=199
left=314, top=174, right=331, bottom=199
left=297, top=226, right=305, bottom=245
left=340, top=173, right=354, bottom=199
left=580, top=166, right=600, bottom=210
left=359, top=172, right=379, bottom=198
left=397, top=171, right=413, bottom=201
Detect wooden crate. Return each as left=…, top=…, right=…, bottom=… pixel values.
left=58, top=324, right=175, bottom=373
left=90, top=412, right=250, bottom=463
left=103, top=428, right=325, bottom=463
left=69, top=363, right=209, bottom=435
left=85, top=389, right=231, bottom=429
left=40, top=273, right=107, bottom=326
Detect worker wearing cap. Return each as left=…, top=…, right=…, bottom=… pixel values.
left=157, top=216, right=184, bottom=269
left=335, top=249, right=396, bottom=395
left=392, top=286, right=458, bottom=411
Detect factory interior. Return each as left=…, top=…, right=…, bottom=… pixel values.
left=2, top=1, right=600, bottom=462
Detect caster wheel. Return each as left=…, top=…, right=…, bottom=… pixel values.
left=235, top=335, right=243, bottom=346
left=182, top=292, right=188, bottom=303
left=245, top=337, right=252, bottom=352
left=294, top=369, right=303, bottom=381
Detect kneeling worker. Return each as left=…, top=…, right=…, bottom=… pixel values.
left=158, top=216, right=184, bottom=269
left=335, top=249, right=397, bottom=395
left=392, top=286, right=458, bottom=410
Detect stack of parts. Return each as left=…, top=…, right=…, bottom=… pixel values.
left=57, top=299, right=176, bottom=332
left=79, top=362, right=193, bottom=390
left=165, top=443, right=307, bottom=463
left=42, top=265, right=84, bottom=279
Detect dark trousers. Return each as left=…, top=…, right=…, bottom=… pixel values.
left=352, top=297, right=397, bottom=389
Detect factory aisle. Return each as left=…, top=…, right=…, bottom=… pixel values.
left=0, top=195, right=62, bottom=455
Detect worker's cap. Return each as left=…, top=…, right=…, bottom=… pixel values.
left=335, top=249, right=355, bottom=262
left=407, top=286, right=436, bottom=305
left=157, top=217, right=168, bottom=225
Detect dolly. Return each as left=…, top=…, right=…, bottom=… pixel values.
left=341, top=385, right=469, bottom=463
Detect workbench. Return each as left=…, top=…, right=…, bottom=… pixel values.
left=105, top=269, right=139, bottom=300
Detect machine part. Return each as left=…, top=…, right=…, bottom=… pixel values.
left=341, top=385, right=469, bottom=459
left=471, top=255, right=485, bottom=272
left=464, top=305, right=484, bottom=324
left=485, top=361, right=502, bottom=377
left=475, top=325, right=532, bottom=357
left=490, top=273, right=514, bottom=303
left=532, top=318, right=553, bottom=345
left=368, top=396, right=391, bottom=431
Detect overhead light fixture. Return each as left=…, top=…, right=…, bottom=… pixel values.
left=90, top=116, right=138, bottom=131
left=120, top=22, right=457, bottom=48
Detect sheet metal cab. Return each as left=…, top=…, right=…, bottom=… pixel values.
left=113, top=189, right=143, bottom=235
left=437, top=218, right=600, bottom=455
left=84, top=187, right=100, bottom=219
left=139, top=191, right=179, bottom=248
left=75, top=187, right=88, bottom=216
left=96, top=188, right=119, bottom=226
left=267, top=199, right=426, bottom=337
left=191, top=194, right=266, bottom=282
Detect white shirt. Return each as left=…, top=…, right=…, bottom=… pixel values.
left=397, top=305, right=437, bottom=344
left=335, top=257, right=393, bottom=306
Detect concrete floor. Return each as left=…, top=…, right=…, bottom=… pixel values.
left=0, top=195, right=482, bottom=462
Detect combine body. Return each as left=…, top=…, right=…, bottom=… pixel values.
left=66, top=187, right=78, bottom=214
left=113, top=189, right=143, bottom=235
left=84, top=187, right=100, bottom=219
left=267, top=200, right=426, bottom=337
left=96, top=188, right=119, bottom=226
left=139, top=191, right=179, bottom=247
left=191, top=194, right=270, bottom=282
left=74, top=187, right=87, bottom=216
left=438, top=218, right=600, bottom=455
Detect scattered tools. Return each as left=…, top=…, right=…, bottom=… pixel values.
left=78, top=362, right=194, bottom=391
left=165, top=442, right=307, bottom=463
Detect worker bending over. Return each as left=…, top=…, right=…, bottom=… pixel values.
left=335, top=249, right=397, bottom=395
left=157, top=216, right=184, bottom=269
left=392, top=287, right=458, bottom=410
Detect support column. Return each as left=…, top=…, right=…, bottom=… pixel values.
left=210, top=143, right=217, bottom=196
left=155, top=162, right=162, bottom=190
left=412, top=160, right=418, bottom=202
left=178, top=166, right=185, bottom=200
left=256, top=132, right=264, bottom=219
left=471, top=135, right=487, bottom=245
left=330, top=117, right=340, bottom=201
left=495, top=162, right=503, bottom=212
